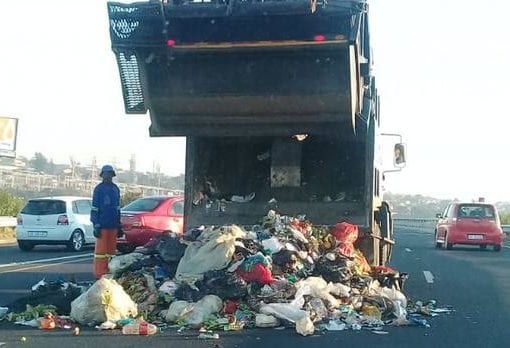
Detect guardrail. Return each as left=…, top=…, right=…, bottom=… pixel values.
left=0, top=217, right=17, bottom=228
left=393, top=218, right=436, bottom=230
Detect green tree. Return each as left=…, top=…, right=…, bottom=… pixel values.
left=121, top=191, right=143, bottom=207
left=29, top=152, right=49, bottom=172
left=0, top=190, right=24, bottom=216
left=500, top=212, right=510, bottom=225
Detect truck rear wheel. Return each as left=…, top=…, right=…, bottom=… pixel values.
left=377, top=202, right=393, bottom=265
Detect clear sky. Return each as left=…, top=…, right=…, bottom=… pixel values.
left=0, top=0, right=509, bottom=201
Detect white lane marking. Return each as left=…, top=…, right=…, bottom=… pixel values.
left=503, top=246, right=510, bottom=249
left=0, top=253, right=93, bottom=269
left=405, top=248, right=413, bottom=252
left=423, top=270, right=434, bottom=284
left=0, top=257, right=92, bottom=274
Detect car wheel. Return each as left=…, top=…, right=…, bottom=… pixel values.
left=444, top=234, right=453, bottom=250
left=434, top=231, right=442, bottom=248
left=480, top=245, right=487, bottom=250
left=67, top=230, right=85, bottom=252
left=18, top=241, right=34, bottom=251
left=494, top=245, right=502, bottom=252
left=117, top=244, right=136, bottom=254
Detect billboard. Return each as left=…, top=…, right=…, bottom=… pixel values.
left=0, top=117, right=18, bottom=158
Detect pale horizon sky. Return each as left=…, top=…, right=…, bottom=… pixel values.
left=1, top=0, right=509, bottom=202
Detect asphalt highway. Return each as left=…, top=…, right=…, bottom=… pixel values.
left=0, top=228, right=509, bottom=347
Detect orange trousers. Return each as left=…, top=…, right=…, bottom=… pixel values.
left=93, top=229, right=118, bottom=279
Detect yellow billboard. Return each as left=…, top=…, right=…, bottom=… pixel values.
left=0, top=117, right=18, bottom=157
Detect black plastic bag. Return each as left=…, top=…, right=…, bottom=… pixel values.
left=314, top=257, right=353, bottom=283
left=198, top=270, right=248, bottom=300
left=156, top=234, right=187, bottom=263
left=6, top=280, right=84, bottom=315
left=183, top=227, right=203, bottom=242
left=174, top=283, right=203, bottom=302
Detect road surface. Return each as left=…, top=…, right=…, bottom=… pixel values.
left=0, top=228, right=509, bottom=347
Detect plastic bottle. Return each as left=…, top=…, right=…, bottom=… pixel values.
left=39, top=315, right=56, bottom=330
left=121, top=322, right=158, bottom=335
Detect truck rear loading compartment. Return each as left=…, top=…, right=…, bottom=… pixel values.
left=108, top=0, right=370, bottom=136
left=184, top=135, right=370, bottom=227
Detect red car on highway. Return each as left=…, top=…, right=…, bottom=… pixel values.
left=117, top=196, right=184, bottom=254
left=435, top=202, right=504, bottom=251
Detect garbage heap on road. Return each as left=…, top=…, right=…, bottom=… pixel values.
left=1, top=211, right=451, bottom=336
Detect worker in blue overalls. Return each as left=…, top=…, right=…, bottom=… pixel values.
left=90, top=165, right=122, bottom=279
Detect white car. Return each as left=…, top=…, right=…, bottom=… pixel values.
left=16, top=196, right=94, bottom=252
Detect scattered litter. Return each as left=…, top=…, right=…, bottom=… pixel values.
left=2, top=210, right=452, bottom=338
left=31, top=279, right=47, bottom=292
left=122, top=321, right=158, bottom=335
left=198, top=331, right=220, bottom=340
left=39, top=313, right=56, bottom=330
left=255, top=314, right=279, bottom=328
left=324, top=320, right=346, bottom=331
left=15, top=319, right=39, bottom=328
left=96, top=321, right=117, bottom=330
left=295, top=315, right=315, bottom=336
left=70, top=277, right=138, bottom=324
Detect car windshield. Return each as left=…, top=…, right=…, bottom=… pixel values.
left=457, top=204, right=496, bottom=219
left=122, top=197, right=166, bottom=212
left=21, top=200, right=66, bottom=215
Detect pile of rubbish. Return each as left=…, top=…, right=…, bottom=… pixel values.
left=0, top=211, right=452, bottom=337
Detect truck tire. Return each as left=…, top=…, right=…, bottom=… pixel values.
left=378, top=202, right=393, bottom=265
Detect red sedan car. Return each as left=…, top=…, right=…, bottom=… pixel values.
left=117, top=196, right=184, bottom=254
left=435, top=202, right=504, bottom=251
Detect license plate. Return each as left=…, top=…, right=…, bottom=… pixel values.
left=468, top=234, right=483, bottom=240
left=28, top=231, right=47, bottom=237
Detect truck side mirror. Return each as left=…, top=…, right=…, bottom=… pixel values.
left=394, top=143, right=406, bottom=167
left=436, top=213, right=442, bottom=219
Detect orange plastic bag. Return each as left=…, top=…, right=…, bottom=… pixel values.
left=330, top=222, right=359, bottom=257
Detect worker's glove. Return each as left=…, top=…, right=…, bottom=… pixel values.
left=117, top=227, right=124, bottom=238
left=93, top=225, right=101, bottom=238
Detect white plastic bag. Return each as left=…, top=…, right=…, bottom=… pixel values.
left=295, top=316, right=315, bottom=336
left=70, top=277, right=138, bottom=324
left=261, top=237, right=283, bottom=254
left=165, top=295, right=223, bottom=328
left=255, top=314, right=280, bottom=328
left=292, top=277, right=342, bottom=308
left=260, top=303, right=307, bottom=323
left=175, top=226, right=246, bottom=283
left=108, top=253, right=144, bottom=275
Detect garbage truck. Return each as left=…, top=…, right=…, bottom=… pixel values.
left=106, top=0, right=405, bottom=265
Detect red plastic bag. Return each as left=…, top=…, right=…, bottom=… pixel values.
left=223, top=300, right=239, bottom=315
left=236, top=263, right=274, bottom=285
left=330, top=222, right=359, bottom=257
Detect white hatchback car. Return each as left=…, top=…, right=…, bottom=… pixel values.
left=16, top=196, right=94, bottom=252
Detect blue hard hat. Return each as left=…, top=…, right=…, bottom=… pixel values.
left=100, top=164, right=116, bottom=177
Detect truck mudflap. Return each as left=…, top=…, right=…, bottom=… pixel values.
left=107, top=0, right=372, bottom=136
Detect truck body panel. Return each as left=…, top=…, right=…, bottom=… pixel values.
left=107, top=0, right=394, bottom=265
